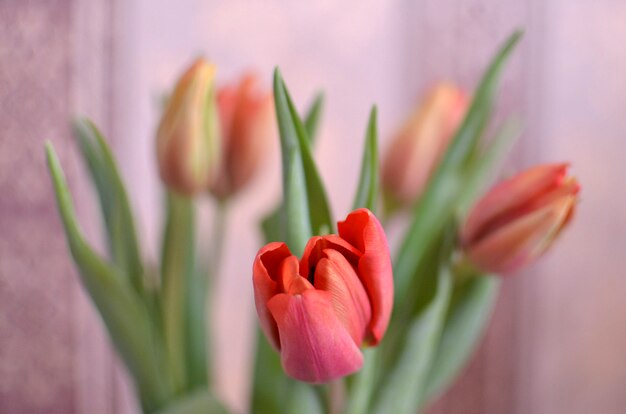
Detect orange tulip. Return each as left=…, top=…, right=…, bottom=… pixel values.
left=252, top=209, right=393, bottom=383
left=461, top=163, right=580, bottom=274
left=210, top=73, right=274, bottom=199
left=382, top=83, right=468, bottom=205
left=156, top=58, right=220, bottom=196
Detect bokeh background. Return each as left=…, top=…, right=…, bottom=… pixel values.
left=1, top=0, right=625, bottom=413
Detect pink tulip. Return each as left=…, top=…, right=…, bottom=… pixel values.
left=382, top=83, right=468, bottom=205
left=210, top=73, right=274, bottom=199
left=252, top=209, right=393, bottom=383
left=461, top=163, right=580, bottom=274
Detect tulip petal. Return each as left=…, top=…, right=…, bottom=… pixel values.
left=314, top=249, right=372, bottom=345
left=338, top=208, right=393, bottom=345
left=267, top=290, right=363, bottom=383
left=253, top=242, right=293, bottom=350
left=467, top=195, right=576, bottom=273
left=300, top=235, right=361, bottom=279
left=279, top=255, right=314, bottom=295
left=463, top=163, right=569, bottom=244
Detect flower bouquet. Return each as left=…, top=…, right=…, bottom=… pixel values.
left=45, top=30, right=578, bottom=413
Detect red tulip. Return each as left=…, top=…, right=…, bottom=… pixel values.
left=210, top=73, right=274, bottom=199
left=252, top=209, right=393, bottom=383
left=461, top=163, right=580, bottom=274
left=156, top=58, right=220, bottom=196
left=382, top=83, right=468, bottom=205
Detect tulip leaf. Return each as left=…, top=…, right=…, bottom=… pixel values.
left=250, top=330, right=287, bottom=414
left=438, top=30, right=522, bottom=173
left=260, top=206, right=284, bottom=244
left=345, top=348, right=378, bottom=414
left=457, top=118, right=522, bottom=215
left=424, top=275, right=500, bottom=403
left=284, top=81, right=334, bottom=236
left=393, top=30, right=522, bottom=303
left=372, top=264, right=453, bottom=414
left=273, top=69, right=333, bottom=254
left=260, top=93, right=325, bottom=244
left=250, top=329, right=323, bottom=414
left=73, top=118, right=144, bottom=294
left=45, top=143, right=173, bottom=411
left=153, top=389, right=230, bottom=414
left=352, top=106, right=380, bottom=213
left=303, top=92, right=324, bottom=145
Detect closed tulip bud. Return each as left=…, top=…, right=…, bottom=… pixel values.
left=382, top=83, right=468, bottom=205
left=253, top=209, right=393, bottom=383
left=210, top=73, right=274, bottom=199
left=156, top=58, right=220, bottom=196
left=461, top=163, right=580, bottom=274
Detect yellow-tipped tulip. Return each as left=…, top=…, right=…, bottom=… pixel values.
left=461, top=163, right=580, bottom=274
left=156, top=58, right=220, bottom=196
left=382, top=83, right=468, bottom=206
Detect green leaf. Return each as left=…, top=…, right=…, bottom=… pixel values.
left=284, top=81, right=334, bottom=237
left=437, top=30, right=522, bottom=173
left=160, top=192, right=197, bottom=391
left=260, top=206, right=284, bottom=244
left=45, top=143, right=173, bottom=411
left=261, top=92, right=325, bottom=244
left=250, top=330, right=287, bottom=414
left=457, top=118, right=522, bottom=215
left=73, top=118, right=144, bottom=294
left=424, top=275, right=500, bottom=403
left=372, top=265, right=453, bottom=414
left=303, top=92, right=324, bottom=145
left=352, top=106, right=380, bottom=213
left=273, top=69, right=333, bottom=255
left=153, top=389, right=230, bottom=414
left=250, top=329, right=323, bottom=414
left=345, top=348, right=378, bottom=414
left=393, top=30, right=522, bottom=303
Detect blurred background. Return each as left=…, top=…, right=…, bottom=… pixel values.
left=1, top=0, right=625, bottom=413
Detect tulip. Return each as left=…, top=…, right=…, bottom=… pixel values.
left=252, top=208, right=393, bottom=383
left=156, top=58, right=220, bottom=196
left=382, top=83, right=468, bottom=205
left=461, top=163, right=580, bottom=274
left=210, top=73, right=274, bottom=199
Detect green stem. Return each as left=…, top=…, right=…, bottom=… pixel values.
left=199, top=199, right=228, bottom=388
left=328, top=379, right=346, bottom=414
left=209, top=200, right=228, bottom=280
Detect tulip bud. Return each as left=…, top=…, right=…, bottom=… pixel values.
left=382, top=83, right=468, bottom=205
left=252, top=209, right=393, bottom=383
left=210, top=73, right=274, bottom=199
left=156, top=58, right=220, bottom=196
left=461, top=163, right=580, bottom=274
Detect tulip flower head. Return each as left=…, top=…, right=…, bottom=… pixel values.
left=156, top=58, right=220, bottom=196
left=382, top=83, right=468, bottom=206
left=210, top=73, right=274, bottom=199
left=252, top=209, right=393, bottom=383
left=461, top=163, right=580, bottom=274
